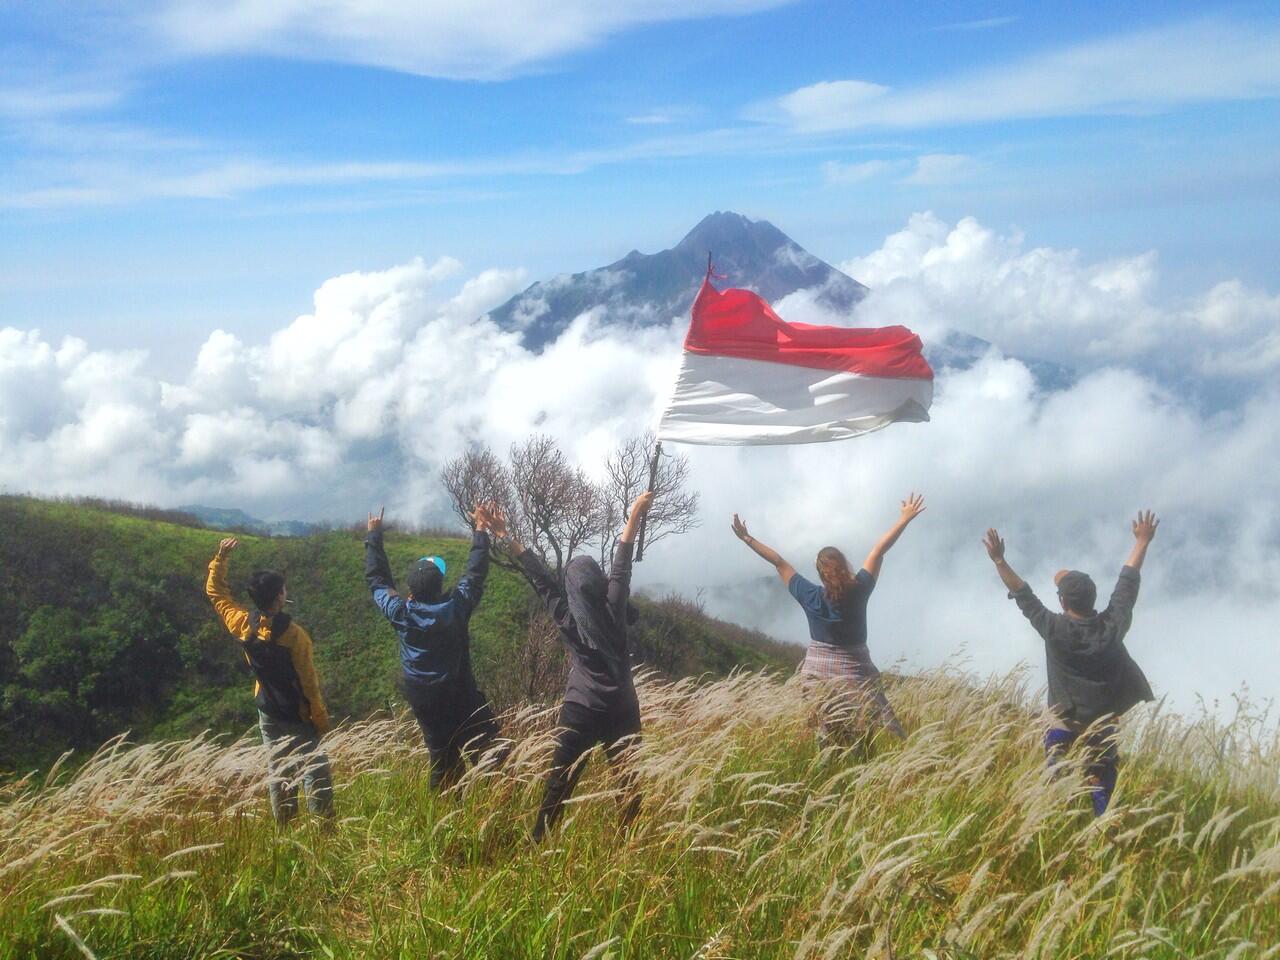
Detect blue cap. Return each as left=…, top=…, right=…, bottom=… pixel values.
left=418, top=555, right=446, bottom=577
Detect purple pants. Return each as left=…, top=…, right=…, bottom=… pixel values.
left=1045, top=724, right=1119, bottom=817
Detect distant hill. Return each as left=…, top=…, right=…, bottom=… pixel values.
left=0, top=496, right=798, bottom=770
left=178, top=504, right=321, bottom=537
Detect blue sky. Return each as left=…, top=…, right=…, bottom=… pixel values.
left=3, top=0, right=1279, bottom=365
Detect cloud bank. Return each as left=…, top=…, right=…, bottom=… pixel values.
left=1, top=214, right=1277, bottom=718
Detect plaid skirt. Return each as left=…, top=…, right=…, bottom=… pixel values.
left=798, top=641, right=906, bottom=740
left=799, top=640, right=880, bottom=682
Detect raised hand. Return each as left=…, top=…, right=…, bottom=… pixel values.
left=368, top=507, right=385, bottom=533
left=1132, top=510, right=1159, bottom=543
left=471, top=502, right=502, bottom=534
left=483, top=503, right=510, bottom=540
left=731, top=514, right=750, bottom=542
left=900, top=492, right=926, bottom=523
left=630, top=490, right=655, bottom=519
left=217, top=537, right=239, bottom=558
left=983, top=528, right=1005, bottom=562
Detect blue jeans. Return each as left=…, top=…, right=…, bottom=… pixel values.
left=258, top=711, right=335, bottom=824
left=1045, top=724, right=1119, bottom=817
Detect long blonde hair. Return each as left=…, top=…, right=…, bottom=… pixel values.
left=816, top=546, right=856, bottom=603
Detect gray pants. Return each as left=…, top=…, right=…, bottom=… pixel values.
left=257, top=711, right=335, bottom=824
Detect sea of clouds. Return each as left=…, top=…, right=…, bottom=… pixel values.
left=2, top=212, right=1277, bottom=718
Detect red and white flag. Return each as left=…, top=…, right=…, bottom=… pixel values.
left=658, top=278, right=933, bottom=445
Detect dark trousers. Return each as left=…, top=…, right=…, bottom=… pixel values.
left=533, top=699, right=642, bottom=841
left=404, top=678, right=506, bottom=791
left=1045, top=724, right=1119, bottom=817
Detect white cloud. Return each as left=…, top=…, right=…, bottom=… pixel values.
left=626, top=113, right=676, bottom=126
left=931, top=16, right=1017, bottom=33
left=821, top=158, right=895, bottom=185
left=145, top=0, right=795, bottom=80
left=835, top=212, right=1280, bottom=377
left=900, top=153, right=982, bottom=185
left=765, top=19, right=1280, bottom=132
left=1, top=214, right=1278, bottom=718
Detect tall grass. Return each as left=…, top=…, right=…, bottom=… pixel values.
left=2, top=666, right=1277, bottom=959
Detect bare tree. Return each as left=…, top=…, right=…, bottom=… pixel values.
left=441, top=445, right=513, bottom=528
left=602, top=431, right=699, bottom=557
left=509, top=435, right=603, bottom=580
left=440, top=431, right=699, bottom=583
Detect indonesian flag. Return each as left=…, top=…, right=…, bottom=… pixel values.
left=657, top=278, right=933, bottom=445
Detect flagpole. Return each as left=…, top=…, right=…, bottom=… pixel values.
left=635, top=440, right=662, bottom=562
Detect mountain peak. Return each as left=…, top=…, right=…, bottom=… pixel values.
left=675, top=211, right=787, bottom=256
left=486, top=212, right=868, bottom=348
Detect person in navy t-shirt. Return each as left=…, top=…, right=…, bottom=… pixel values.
left=732, top=494, right=927, bottom=744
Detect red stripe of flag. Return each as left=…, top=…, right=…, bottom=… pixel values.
left=684, top=278, right=934, bottom=380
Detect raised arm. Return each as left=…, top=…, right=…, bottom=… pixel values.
left=364, top=507, right=407, bottom=626
left=206, top=538, right=250, bottom=639
left=862, top=493, right=926, bottom=579
left=1104, top=510, right=1158, bottom=629
left=453, top=503, right=493, bottom=613
left=983, top=528, right=1027, bottom=593
left=608, top=490, right=652, bottom=617
left=486, top=507, right=570, bottom=623
left=731, top=515, right=797, bottom=586
left=1125, top=510, right=1159, bottom=572
left=984, top=528, right=1055, bottom=637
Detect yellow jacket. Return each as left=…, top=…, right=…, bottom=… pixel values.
left=206, top=554, right=331, bottom=734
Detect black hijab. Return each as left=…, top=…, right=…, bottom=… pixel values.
left=564, top=555, right=638, bottom=653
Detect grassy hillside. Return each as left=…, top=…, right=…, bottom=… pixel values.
left=1, top=669, right=1276, bottom=958
left=0, top=496, right=798, bottom=771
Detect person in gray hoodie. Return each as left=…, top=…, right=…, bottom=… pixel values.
left=983, top=510, right=1159, bottom=816
left=487, top=491, right=653, bottom=841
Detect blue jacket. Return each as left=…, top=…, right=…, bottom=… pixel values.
left=365, top=529, right=489, bottom=687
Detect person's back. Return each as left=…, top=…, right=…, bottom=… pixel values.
left=496, top=492, right=653, bottom=840
left=732, top=494, right=926, bottom=744
left=1007, top=564, right=1151, bottom=728
left=205, top=537, right=334, bottom=824
left=364, top=506, right=502, bottom=789
left=983, top=511, right=1159, bottom=816
left=558, top=550, right=639, bottom=711
left=384, top=570, right=483, bottom=688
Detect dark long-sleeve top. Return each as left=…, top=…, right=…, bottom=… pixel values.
left=364, top=529, right=489, bottom=688
left=1010, top=565, right=1154, bottom=728
left=517, top=541, right=638, bottom=712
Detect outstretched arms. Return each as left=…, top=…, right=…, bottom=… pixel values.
left=1125, top=510, right=1159, bottom=572
left=863, top=493, right=926, bottom=579
left=731, top=515, right=797, bottom=586
left=206, top=537, right=250, bottom=639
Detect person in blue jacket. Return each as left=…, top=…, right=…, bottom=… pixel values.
left=364, top=504, right=506, bottom=790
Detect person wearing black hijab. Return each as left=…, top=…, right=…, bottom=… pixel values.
left=489, top=490, right=653, bottom=841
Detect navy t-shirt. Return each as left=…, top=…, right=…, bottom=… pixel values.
left=788, top=569, right=876, bottom=648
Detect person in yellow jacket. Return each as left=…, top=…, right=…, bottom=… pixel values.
left=207, top=537, right=335, bottom=824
